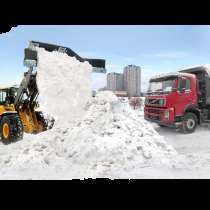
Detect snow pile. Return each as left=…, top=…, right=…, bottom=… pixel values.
left=36, top=47, right=92, bottom=126
left=0, top=91, right=182, bottom=179
left=0, top=48, right=184, bottom=179
left=61, top=91, right=181, bottom=177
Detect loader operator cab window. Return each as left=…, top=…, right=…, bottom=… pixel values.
left=0, top=90, right=7, bottom=105
left=0, top=88, right=16, bottom=105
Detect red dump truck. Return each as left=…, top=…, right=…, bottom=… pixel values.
left=144, top=65, right=210, bottom=133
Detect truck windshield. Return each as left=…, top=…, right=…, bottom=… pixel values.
left=148, top=78, right=176, bottom=93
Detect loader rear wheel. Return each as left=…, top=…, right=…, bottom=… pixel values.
left=0, top=115, right=23, bottom=144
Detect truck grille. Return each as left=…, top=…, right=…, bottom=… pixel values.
left=144, top=107, right=165, bottom=122
left=145, top=98, right=165, bottom=106
left=147, top=109, right=162, bottom=114
left=148, top=115, right=161, bottom=121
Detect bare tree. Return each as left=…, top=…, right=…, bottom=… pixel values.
left=129, top=97, right=142, bottom=110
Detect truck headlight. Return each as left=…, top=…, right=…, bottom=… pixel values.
left=159, top=99, right=165, bottom=106
left=165, top=110, right=170, bottom=120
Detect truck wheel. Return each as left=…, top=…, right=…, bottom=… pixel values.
left=0, top=115, right=23, bottom=144
left=182, top=113, right=198, bottom=134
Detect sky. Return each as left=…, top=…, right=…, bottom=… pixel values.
left=1, top=25, right=210, bottom=91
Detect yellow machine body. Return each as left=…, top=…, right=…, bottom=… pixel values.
left=0, top=104, right=17, bottom=114
left=0, top=87, right=44, bottom=135
left=0, top=104, right=44, bottom=134
left=18, top=106, right=44, bottom=134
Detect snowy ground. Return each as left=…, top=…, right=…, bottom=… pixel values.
left=153, top=124, right=210, bottom=178
left=104, top=122, right=210, bottom=179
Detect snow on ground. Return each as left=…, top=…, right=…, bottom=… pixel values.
left=153, top=125, right=210, bottom=178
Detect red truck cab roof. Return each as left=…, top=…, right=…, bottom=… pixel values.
left=149, top=72, right=196, bottom=82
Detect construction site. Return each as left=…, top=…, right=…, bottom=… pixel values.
left=1, top=26, right=210, bottom=179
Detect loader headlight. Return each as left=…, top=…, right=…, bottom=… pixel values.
left=165, top=110, right=170, bottom=120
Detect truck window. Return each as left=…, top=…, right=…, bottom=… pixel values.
left=186, top=79, right=190, bottom=90
left=179, top=78, right=190, bottom=90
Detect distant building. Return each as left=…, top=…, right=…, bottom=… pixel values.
left=107, top=72, right=124, bottom=91
left=123, top=65, right=141, bottom=97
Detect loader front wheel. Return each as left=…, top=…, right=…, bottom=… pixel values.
left=0, top=115, right=23, bottom=144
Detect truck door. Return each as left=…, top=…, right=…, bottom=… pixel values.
left=176, top=77, right=192, bottom=115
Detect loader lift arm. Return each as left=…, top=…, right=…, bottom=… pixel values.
left=14, top=67, right=38, bottom=110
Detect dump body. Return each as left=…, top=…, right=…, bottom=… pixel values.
left=180, top=65, right=210, bottom=105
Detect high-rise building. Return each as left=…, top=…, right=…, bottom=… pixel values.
left=123, top=65, right=141, bottom=97
left=107, top=72, right=124, bottom=91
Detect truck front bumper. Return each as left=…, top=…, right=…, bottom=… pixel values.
left=144, top=117, right=183, bottom=129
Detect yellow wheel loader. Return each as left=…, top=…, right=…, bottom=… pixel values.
left=0, top=41, right=106, bottom=144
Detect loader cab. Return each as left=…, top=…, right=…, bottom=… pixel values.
left=0, top=87, right=18, bottom=105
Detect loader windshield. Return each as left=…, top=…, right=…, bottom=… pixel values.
left=0, top=90, right=7, bottom=105
left=0, top=88, right=17, bottom=105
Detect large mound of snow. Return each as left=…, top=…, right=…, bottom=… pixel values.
left=0, top=48, right=184, bottom=179
left=0, top=91, right=182, bottom=179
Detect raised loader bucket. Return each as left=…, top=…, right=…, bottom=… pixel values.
left=24, top=41, right=106, bottom=73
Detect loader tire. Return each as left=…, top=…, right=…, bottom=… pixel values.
left=181, top=113, right=198, bottom=134
left=0, top=115, right=23, bottom=144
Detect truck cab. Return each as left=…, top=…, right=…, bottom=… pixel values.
left=144, top=66, right=210, bottom=133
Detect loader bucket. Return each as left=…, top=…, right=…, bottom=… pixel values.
left=25, top=41, right=106, bottom=73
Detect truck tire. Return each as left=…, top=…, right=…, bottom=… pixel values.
left=0, top=115, right=23, bottom=144
left=182, top=113, right=198, bottom=134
